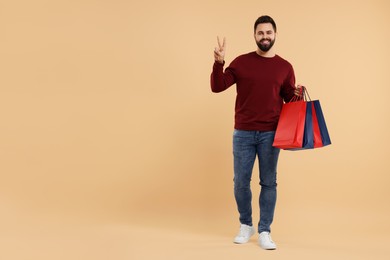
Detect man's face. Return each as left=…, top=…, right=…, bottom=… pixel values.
left=254, top=23, right=276, bottom=52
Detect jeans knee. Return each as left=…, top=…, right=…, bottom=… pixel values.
left=234, top=177, right=251, bottom=191
left=259, top=181, right=277, bottom=189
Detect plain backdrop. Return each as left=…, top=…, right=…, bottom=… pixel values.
left=0, top=0, right=389, bottom=259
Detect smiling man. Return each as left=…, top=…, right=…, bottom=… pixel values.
left=210, top=15, right=301, bottom=250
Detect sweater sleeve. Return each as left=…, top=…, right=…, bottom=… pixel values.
left=210, top=61, right=236, bottom=93
left=280, top=65, right=296, bottom=102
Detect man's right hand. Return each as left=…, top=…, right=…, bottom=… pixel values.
left=214, top=36, right=226, bottom=64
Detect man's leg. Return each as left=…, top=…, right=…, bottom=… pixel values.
left=257, top=131, right=280, bottom=234
left=233, top=129, right=257, bottom=227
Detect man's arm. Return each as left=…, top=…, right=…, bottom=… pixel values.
left=281, top=65, right=302, bottom=102
left=210, top=37, right=235, bottom=93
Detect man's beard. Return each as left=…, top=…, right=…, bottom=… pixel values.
left=256, top=38, right=275, bottom=52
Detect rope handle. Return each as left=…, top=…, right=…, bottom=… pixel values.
left=289, top=86, right=311, bottom=102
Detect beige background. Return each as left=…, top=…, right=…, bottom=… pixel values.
left=0, top=0, right=389, bottom=259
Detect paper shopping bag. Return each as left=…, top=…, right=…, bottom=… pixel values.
left=272, top=100, right=307, bottom=149
left=311, top=102, right=324, bottom=148
left=285, top=101, right=315, bottom=150
left=274, top=86, right=331, bottom=150
left=286, top=101, right=322, bottom=150
left=313, top=100, right=331, bottom=146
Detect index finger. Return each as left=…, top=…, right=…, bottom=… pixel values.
left=217, top=36, right=226, bottom=49
left=217, top=36, right=222, bottom=49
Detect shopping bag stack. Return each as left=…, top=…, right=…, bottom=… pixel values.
left=273, top=87, right=331, bottom=150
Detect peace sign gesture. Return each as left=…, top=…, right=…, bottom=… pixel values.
left=214, top=36, right=226, bottom=64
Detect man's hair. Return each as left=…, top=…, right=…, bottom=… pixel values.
left=254, top=15, right=277, bottom=33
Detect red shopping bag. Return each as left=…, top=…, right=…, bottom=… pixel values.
left=311, top=102, right=324, bottom=148
left=313, top=100, right=331, bottom=146
left=272, top=99, right=307, bottom=149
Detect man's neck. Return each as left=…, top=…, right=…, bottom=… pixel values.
left=256, top=48, right=275, bottom=58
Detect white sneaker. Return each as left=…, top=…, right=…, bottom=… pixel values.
left=258, top=231, right=277, bottom=250
left=233, top=224, right=255, bottom=244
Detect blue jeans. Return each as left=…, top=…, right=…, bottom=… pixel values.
left=233, top=129, right=280, bottom=233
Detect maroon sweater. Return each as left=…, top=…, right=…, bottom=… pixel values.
left=211, top=51, right=296, bottom=131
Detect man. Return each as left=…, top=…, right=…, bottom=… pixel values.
left=210, top=15, right=301, bottom=250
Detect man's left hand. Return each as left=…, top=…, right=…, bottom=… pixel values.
left=294, top=84, right=304, bottom=96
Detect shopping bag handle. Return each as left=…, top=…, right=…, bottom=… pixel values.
left=289, top=86, right=311, bottom=103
